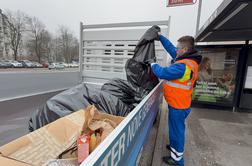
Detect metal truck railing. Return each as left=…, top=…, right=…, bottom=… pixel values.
left=79, top=20, right=170, bottom=84
left=79, top=20, right=170, bottom=166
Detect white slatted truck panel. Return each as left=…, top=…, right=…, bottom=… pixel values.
left=79, top=21, right=169, bottom=84
left=79, top=20, right=170, bottom=166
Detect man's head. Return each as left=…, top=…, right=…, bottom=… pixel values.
left=176, top=36, right=195, bottom=57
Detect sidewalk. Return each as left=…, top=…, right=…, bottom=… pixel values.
left=140, top=101, right=252, bottom=166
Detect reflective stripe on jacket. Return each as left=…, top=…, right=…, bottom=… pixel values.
left=164, top=59, right=199, bottom=109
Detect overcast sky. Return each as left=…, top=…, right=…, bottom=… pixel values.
left=0, top=0, right=223, bottom=43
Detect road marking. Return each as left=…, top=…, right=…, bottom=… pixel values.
left=0, top=125, right=22, bottom=133
left=0, top=69, right=78, bottom=74
left=0, top=87, right=71, bottom=102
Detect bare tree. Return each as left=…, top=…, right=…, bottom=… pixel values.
left=69, top=37, right=79, bottom=62
left=54, top=36, right=63, bottom=62
left=42, top=30, right=53, bottom=62
left=57, top=25, right=79, bottom=63
left=5, top=10, right=27, bottom=60
left=0, top=9, right=11, bottom=59
left=58, top=25, right=72, bottom=63
left=26, top=16, right=48, bottom=63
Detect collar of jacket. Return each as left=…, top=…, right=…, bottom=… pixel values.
left=174, top=49, right=202, bottom=64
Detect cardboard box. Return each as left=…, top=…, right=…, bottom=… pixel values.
left=0, top=109, right=84, bottom=166
left=0, top=106, right=124, bottom=166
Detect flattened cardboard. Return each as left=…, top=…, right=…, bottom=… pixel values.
left=0, top=109, right=84, bottom=166
left=0, top=105, right=125, bottom=166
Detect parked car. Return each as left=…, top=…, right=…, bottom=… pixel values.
left=4, top=60, right=22, bottom=68
left=42, top=63, right=49, bottom=68
left=32, top=62, right=43, bottom=68
left=0, top=60, right=12, bottom=68
left=18, top=60, right=35, bottom=68
left=59, top=62, right=69, bottom=68
left=68, top=63, right=79, bottom=68
left=48, top=63, right=65, bottom=70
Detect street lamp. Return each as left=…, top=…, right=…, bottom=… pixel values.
left=195, top=0, right=203, bottom=35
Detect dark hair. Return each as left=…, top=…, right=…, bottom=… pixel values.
left=177, top=36, right=195, bottom=49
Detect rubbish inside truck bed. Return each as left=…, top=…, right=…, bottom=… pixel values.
left=79, top=20, right=169, bottom=165
left=82, top=81, right=163, bottom=165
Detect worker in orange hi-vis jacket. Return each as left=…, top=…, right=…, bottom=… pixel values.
left=147, top=28, right=202, bottom=166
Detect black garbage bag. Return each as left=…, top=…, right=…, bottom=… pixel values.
left=132, top=25, right=160, bottom=63
left=29, top=83, right=133, bottom=131
left=101, top=78, right=150, bottom=106
left=82, top=84, right=134, bottom=117
left=125, top=25, right=160, bottom=90
left=101, top=26, right=160, bottom=107
left=101, top=78, right=137, bottom=105
left=125, top=59, right=159, bottom=91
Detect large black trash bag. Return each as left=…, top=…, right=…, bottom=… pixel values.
left=102, top=26, right=161, bottom=106
left=101, top=78, right=150, bottom=106
left=125, top=59, right=159, bottom=91
left=29, top=83, right=133, bottom=131
left=82, top=84, right=134, bottom=117
left=133, top=25, right=160, bottom=62
left=125, top=25, right=160, bottom=90
left=101, top=78, right=137, bottom=105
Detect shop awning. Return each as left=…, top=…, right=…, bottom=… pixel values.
left=195, top=0, right=252, bottom=42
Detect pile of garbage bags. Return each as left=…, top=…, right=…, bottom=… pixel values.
left=29, top=25, right=161, bottom=131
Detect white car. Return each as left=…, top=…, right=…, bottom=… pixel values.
left=32, top=62, right=43, bottom=68
left=48, top=63, right=65, bottom=70
left=58, top=62, right=69, bottom=68
left=5, top=60, right=22, bottom=68
left=19, top=60, right=35, bottom=68
left=69, top=63, right=79, bottom=68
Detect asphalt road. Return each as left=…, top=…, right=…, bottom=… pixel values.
left=0, top=69, right=80, bottom=146
left=0, top=91, right=63, bottom=146
left=0, top=69, right=80, bottom=101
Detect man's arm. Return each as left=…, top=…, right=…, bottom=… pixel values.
left=159, top=35, right=177, bottom=59
left=151, top=63, right=185, bottom=80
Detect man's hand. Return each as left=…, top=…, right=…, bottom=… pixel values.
left=155, top=32, right=161, bottom=41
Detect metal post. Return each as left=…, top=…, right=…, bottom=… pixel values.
left=235, top=40, right=250, bottom=111
left=165, top=16, right=171, bottom=66
left=167, top=16, right=171, bottom=38
left=0, top=9, right=2, bottom=58
left=79, top=22, right=83, bottom=83
left=195, top=0, right=203, bottom=35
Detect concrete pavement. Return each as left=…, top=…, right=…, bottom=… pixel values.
left=140, top=101, right=252, bottom=166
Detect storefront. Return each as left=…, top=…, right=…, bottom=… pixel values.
left=194, top=0, right=252, bottom=111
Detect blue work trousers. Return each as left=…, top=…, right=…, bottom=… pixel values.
left=168, top=105, right=191, bottom=166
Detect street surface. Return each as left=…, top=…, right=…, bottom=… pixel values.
left=0, top=68, right=79, bottom=145
left=0, top=68, right=79, bottom=101
left=0, top=91, right=63, bottom=146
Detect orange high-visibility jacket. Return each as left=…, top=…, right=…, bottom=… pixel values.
left=163, top=59, right=199, bottom=109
